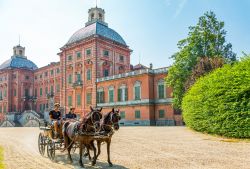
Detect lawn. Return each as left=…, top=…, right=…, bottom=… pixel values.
left=0, top=146, right=4, bottom=169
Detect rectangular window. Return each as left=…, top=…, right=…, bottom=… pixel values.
left=45, top=72, right=48, bottom=77
left=86, top=49, right=91, bottom=56
left=56, top=84, right=60, bottom=93
left=125, top=88, right=128, bottom=101
left=118, top=88, right=128, bottom=102
left=45, top=87, right=48, bottom=94
left=104, top=70, right=109, bottom=77
left=56, top=68, right=60, bottom=74
left=25, top=89, right=29, bottom=97
left=68, top=55, right=72, bottom=61
left=35, top=89, right=37, bottom=97
left=3, top=105, right=6, bottom=113
left=87, top=69, right=91, bottom=81
left=50, top=86, right=54, bottom=94
left=50, top=70, right=54, bottom=75
left=103, top=50, right=109, bottom=56
left=76, top=52, right=81, bottom=59
left=158, top=84, right=165, bottom=99
left=68, top=74, right=72, bottom=84
left=68, top=96, right=72, bottom=107
left=39, top=104, right=42, bottom=111
left=0, top=106, right=2, bottom=113
left=135, top=86, right=141, bottom=100
left=119, top=55, right=124, bottom=62
left=120, top=111, right=125, bottom=119
left=159, top=110, right=165, bottom=118
left=35, top=76, right=37, bottom=80
left=25, top=76, right=29, bottom=80
left=13, top=89, right=16, bottom=97
left=40, top=88, right=43, bottom=96
left=97, top=91, right=104, bottom=103
left=135, top=110, right=141, bottom=119
left=40, top=74, right=43, bottom=79
left=13, top=105, right=16, bottom=112
left=87, top=93, right=92, bottom=105
left=0, top=91, right=2, bottom=100
left=109, top=89, right=114, bottom=103
left=77, top=94, right=81, bottom=106
left=118, top=88, right=121, bottom=102
left=76, top=73, right=81, bottom=81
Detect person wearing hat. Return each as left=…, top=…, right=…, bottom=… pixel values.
left=65, top=107, right=77, bottom=120
left=49, top=103, right=62, bottom=138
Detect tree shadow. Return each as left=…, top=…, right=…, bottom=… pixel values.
left=54, top=153, right=129, bottom=169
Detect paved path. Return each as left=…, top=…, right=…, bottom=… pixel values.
left=0, top=127, right=249, bottom=169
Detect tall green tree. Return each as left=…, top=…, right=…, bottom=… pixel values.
left=166, top=11, right=236, bottom=109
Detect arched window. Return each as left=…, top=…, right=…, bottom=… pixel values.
left=99, top=13, right=103, bottom=20
left=158, top=79, right=166, bottom=99
left=118, top=84, right=128, bottom=102
left=134, top=81, right=141, bottom=100
left=97, top=87, right=104, bottom=103
left=91, top=13, right=94, bottom=20
left=108, top=86, right=114, bottom=103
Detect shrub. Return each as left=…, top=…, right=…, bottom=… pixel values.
left=182, top=57, right=250, bottom=138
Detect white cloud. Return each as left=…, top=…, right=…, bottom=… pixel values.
left=173, top=0, right=188, bottom=19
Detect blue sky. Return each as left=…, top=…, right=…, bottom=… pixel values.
left=0, top=0, right=250, bottom=68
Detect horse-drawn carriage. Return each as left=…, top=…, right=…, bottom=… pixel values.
left=38, top=119, right=78, bottom=161
left=37, top=107, right=121, bottom=168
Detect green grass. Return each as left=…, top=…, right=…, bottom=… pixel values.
left=0, top=146, right=4, bottom=169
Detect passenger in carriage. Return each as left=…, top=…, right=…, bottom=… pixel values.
left=65, top=107, right=77, bottom=120
left=49, top=103, right=62, bottom=139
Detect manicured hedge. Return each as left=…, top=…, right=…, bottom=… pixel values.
left=182, top=57, right=250, bottom=138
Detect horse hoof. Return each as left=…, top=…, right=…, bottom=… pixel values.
left=109, top=163, right=113, bottom=167
left=91, top=161, right=96, bottom=166
left=80, top=163, right=84, bottom=168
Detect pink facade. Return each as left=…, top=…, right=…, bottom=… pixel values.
left=0, top=7, right=183, bottom=125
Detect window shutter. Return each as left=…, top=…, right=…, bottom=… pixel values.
left=97, top=92, right=100, bottom=104
left=125, top=88, right=128, bottom=101
left=101, top=91, right=104, bottom=103
left=118, top=89, right=121, bottom=101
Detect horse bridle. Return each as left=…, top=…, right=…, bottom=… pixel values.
left=101, top=111, right=119, bottom=130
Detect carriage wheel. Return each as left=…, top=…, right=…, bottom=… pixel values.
left=47, top=140, right=56, bottom=161
left=38, top=133, right=45, bottom=156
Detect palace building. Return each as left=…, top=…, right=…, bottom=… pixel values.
left=0, top=7, right=182, bottom=126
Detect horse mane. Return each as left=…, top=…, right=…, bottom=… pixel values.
left=82, top=111, right=92, bottom=123
left=103, top=111, right=112, bottom=124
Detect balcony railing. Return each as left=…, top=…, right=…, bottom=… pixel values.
left=22, top=96, right=37, bottom=101
left=96, top=67, right=168, bottom=82
left=73, top=80, right=83, bottom=88
left=97, top=98, right=173, bottom=107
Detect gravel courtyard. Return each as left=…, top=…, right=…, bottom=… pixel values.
left=0, top=127, right=249, bottom=169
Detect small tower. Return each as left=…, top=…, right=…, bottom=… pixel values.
left=85, top=7, right=107, bottom=26
left=12, top=45, right=27, bottom=59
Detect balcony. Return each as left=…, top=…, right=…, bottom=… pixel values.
left=73, top=80, right=83, bottom=88
left=97, top=98, right=173, bottom=107
left=22, top=95, right=37, bottom=102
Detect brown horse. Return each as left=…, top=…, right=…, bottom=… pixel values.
left=63, top=106, right=102, bottom=167
left=88, top=108, right=121, bottom=167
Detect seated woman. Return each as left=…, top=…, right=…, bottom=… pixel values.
left=49, top=103, right=62, bottom=139
left=65, top=107, right=77, bottom=120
